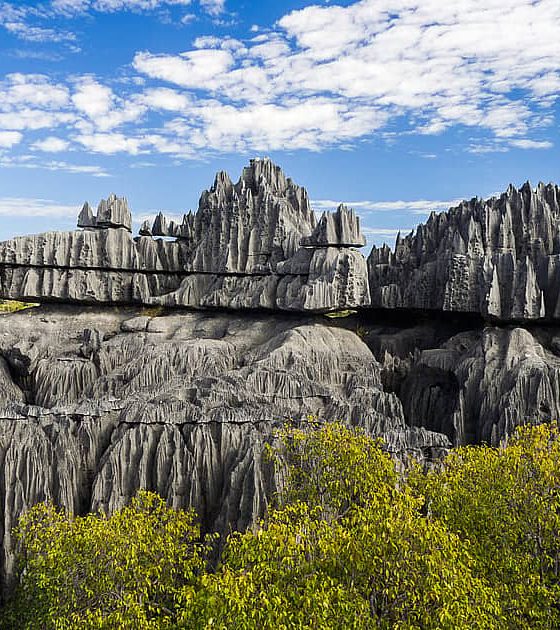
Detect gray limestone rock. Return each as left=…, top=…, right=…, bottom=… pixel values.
left=0, top=158, right=369, bottom=313
left=96, top=194, right=132, bottom=231
left=301, top=204, right=366, bottom=247
left=0, top=304, right=446, bottom=592
left=365, top=317, right=560, bottom=447
left=368, top=182, right=560, bottom=322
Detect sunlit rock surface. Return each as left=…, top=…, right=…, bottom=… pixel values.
left=368, top=182, right=560, bottom=321
left=0, top=158, right=369, bottom=312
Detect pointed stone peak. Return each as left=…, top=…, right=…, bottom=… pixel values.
left=300, top=203, right=366, bottom=248
left=77, top=195, right=132, bottom=232
left=77, top=202, right=96, bottom=229
left=239, top=157, right=290, bottom=195
left=212, top=170, right=233, bottom=193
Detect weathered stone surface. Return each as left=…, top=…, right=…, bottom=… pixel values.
left=0, top=158, right=369, bottom=312
left=77, top=194, right=132, bottom=232
left=301, top=204, right=366, bottom=247
left=368, top=182, right=560, bottom=321
left=0, top=305, right=445, bottom=591
left=152, top=247, right=370, bottom=312
left=363, top=315, right=560, bottom=447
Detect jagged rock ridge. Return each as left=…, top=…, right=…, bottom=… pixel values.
left=0, top=158, right=369, bottom=312
left=368, top=182, right=560, bottom=320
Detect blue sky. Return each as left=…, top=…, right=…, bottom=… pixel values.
left=0, top=0, right=559, bottom=248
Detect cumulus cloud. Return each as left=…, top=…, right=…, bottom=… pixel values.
left=72, top=78, right=114, bottom=119
left=133, top=49, right=235, bottom=89
left=0, top=131, right=23, bottom=148
left=32, top=136, right=70, bottom=152
left=509, top=139, right=554, bottom=150
left=0, top=0, right=557, bottom=160
left=122, top=0, right=559, bottom=155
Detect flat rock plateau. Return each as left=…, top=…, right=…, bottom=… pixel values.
left=0, top=158, right=559, bottom=593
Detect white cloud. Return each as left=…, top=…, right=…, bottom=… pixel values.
left=0, top=74, right=70, bottom=108
left=128, top=0, right=559, bottom=154
left=199, top=0, right=224, bottom=16
left=0, top=109, right=75, bottom=131
left=32, top=136, right=70, bottom=152
left=76, top=131, right=143, bottom=154
left=0, top=154, right=110, bottom=176
left=313, top=198, right=463, bottom=214
left=0, top=0, right=557, bottom=160
left=72, top=78, right=114, bottom=119
left=142, top=87, right=191, bottom=111
left=133, top=49, right=234, bottom=89
left=509, top=139, right=554, bottom=150
left=0, top=197, right=79, bottom=217
left=0, top=131, right=23, bottom=148
left=51, top=0, right=192, bottom=14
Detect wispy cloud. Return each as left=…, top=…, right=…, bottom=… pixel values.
left=0, top=154, right=110, bottom=177
left=313, top=198, right=463, bottom=215
left=0, top=197, right=79, bottom=217
left=199, top=0, right=224, bottom=16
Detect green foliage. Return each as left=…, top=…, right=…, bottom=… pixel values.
left=4, top=422, right=560, bottom=628
left=0, top=300, right=38, bottom=313
left=182, top=423, right=499, bottom=629
left=414, top=422, right=560, bottom=629
left=3, top=492, right=205, bottom=629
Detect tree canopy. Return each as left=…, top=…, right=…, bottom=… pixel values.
left=4, top=421, right=560, bottom=629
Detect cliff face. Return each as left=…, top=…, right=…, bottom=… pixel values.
left=0, top=305, right=448, bottom=592
left=368, top=182, right=560, bottom=321
left=0, top=158, right=369, bottom=313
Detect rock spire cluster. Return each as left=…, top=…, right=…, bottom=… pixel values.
left=0, top=158, right=369, bottom=312
left=367, top=182, right=560, bottom=321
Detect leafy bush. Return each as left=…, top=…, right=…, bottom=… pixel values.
left=3, top=492, right=205, bottom=629
left=4, top=422, right=560, bottom=628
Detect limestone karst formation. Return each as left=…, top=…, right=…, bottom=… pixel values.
left=0, top=306, right=448, bottom=592
left=2, top=161, right=560, bottom=596
left=0, top=158, right=369, bottom=313
left=368, top=182, right=560, bottom=321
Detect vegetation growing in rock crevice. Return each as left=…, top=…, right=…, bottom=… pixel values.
left=0, top=300, right=39, bottom=314
left=3, top=422, right=560, bottom=629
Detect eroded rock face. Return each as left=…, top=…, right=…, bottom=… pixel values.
left=0, top=305, right=445, bottom=592
left=363, top=316, right=560, bottom=447
left=368, top=182, right=560, bottom=321
left=300, top=205, right=366, bottom=248
left=0, top=158, right=369, bottom=312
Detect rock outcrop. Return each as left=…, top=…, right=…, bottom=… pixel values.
left=0, top=305, right=447, bottom=592
left=77, top=194, right=132, bottom=231
left=300, top=204, right=366, bottom=247
left=361, top=315, right=560, bottom=447
left=368, top=182, right=560, bottom=321
left=0, top=158, right=369, bottom=312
